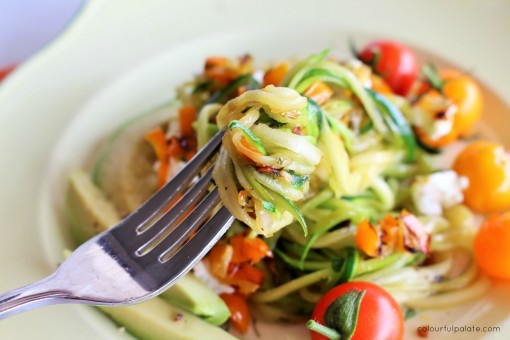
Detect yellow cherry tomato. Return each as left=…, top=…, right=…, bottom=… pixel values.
left=415, top=70, right=483, bottom=148
left=474, top=212, right=510, bottom=279
left=441, top=69, right=483, bottom=136
left=453, top=141, right=510, bottom=213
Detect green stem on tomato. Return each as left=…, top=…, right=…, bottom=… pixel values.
left=421, top=63, right=444, bottom=92
left=307, top=320, right=341, bottom=340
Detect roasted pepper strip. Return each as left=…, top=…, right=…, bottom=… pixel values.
left=303, top=81, right=334, bottom=105
left=220, top=293, right=251, bottom=333
left=263, top=63, right=289, bottom=86
left=179, top=105, right=197, bottom=137
left=144, top=127, right=169, bottom=188
left=355, top=220, right=380, bottom=257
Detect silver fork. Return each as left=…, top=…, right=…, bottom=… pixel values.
left=0, top=131, right=234, bottom=319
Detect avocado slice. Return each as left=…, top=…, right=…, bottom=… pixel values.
left=92, top=103, right=178, bottom=217
left=66, top=141, right=231, bottom=327
left=160, top=274, right=230, bottom=326
left=99, top=297, right=238, bottom=340
left=66, top=169, right=120, bottom=245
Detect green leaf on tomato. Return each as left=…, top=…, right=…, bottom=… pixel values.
left=324, top=289, right=366, bottom=340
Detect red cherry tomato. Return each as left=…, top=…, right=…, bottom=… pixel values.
left=310, top=282, right=404, bottom=340
left=359, top=40, right=419, bottom=96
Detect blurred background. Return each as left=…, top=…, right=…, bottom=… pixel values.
left=0, top=0, right=83, bottom=81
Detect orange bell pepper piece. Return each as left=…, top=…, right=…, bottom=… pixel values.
left=144, top=127, right=169, bottom=188
left=179, top=105, right=196, bottom=138
left=263, top=63, right=289, bottom=87
left=371, top=74, right=394, bottom=95
left=204, top=56, right=238, bottom=84
left=303, top=81, right=333, bottom=105
left=220, top=293, right=251, bottom=333
left=229, top=262, right=264, bottom=285
left=355, top=220, right=380, bottom=257
left=208, top=242, right=234, bottom=278
left=230, top=234, right=272, bottom=265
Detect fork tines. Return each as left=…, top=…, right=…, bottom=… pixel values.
left=101, top=130, right=234, bottom=289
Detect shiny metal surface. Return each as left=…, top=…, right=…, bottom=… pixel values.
left=0, top=131, right=233, bottom=319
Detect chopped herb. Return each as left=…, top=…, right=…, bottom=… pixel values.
left=287, top=170, right=310, bottom=189
left=262, top=200, right=276, bottom=212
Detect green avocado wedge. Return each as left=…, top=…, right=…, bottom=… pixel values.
left=66, top=169, right=120, bottom=245
left=160, top=274, right=231, bottom=326
left=99, top=298, right=237, bottom=340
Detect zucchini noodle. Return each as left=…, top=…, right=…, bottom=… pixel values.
left=196, top=103, right=222, bottom=148
left=251, top=268, right=333, bottom=303
left=213, top=85, right=322, bottom=237
left=402, top=275, right=490, bottom=309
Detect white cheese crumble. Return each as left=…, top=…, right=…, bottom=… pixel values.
left=252, top=70, right=264, bottom=84
left=166, top=119, right=180, bottom=139
left=412, top=170, right=469, bottom=216
left=167, top=158, right=186, bottom=179
left=192, top=261, right=234, bottom=295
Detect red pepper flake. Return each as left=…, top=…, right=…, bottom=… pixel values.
left=256, top=166, right=281, bottom=174
left=173, top=313, right=183, bottom=322
left=292, top=126, right=303, bottom=135
left=237, top=85, right=249, bottom=96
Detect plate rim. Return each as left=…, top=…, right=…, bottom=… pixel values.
left=1, top=1, right=510, bottom=339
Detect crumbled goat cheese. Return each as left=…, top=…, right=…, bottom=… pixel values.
left=166, top=119, right=180, bottom=139
left=412, top=170, right=469, bottom=215
left=252, top=70, right=264, bottom=84
left=192, top=261, right=234, bottom=295
left=167, top=158, right=186, bottom=179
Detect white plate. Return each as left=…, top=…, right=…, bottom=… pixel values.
left=1, top=1, right=510, bottom=339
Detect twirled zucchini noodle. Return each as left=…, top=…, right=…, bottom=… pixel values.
left=212, top=86, right=321, bottom=236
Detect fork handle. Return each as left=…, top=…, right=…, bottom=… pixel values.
left=0, top=274, right=72, bottom=319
